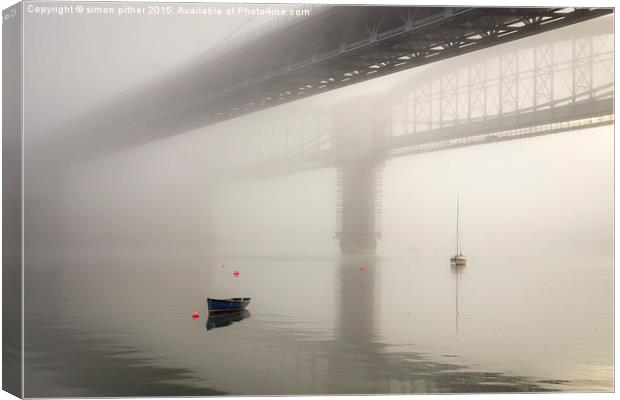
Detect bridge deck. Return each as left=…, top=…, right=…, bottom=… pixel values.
left=54, top=6, right=612, bottom=154
left=140, top=7, right=612, bottom=135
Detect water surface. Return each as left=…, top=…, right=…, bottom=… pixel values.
left=24, top=249, right=613, bottom=396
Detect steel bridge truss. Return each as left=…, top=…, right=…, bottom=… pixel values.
left=131, top=7, right=612, bottom=137
left=388, top=24, right=613, bottom=155
left=219, top=23, right=613, bottom=172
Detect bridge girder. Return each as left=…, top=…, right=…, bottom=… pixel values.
left=219, top=17, right=613, bottom=179
left=43, top=6, right=612, bottom=159
left=142, top=7, right=610, bottom=135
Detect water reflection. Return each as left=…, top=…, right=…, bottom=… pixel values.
left=25, top=318, right=227, bottom=397
left=451, top=264, right=465, bottom=335
left=23, top=251, right=610, bottom=395
left=322, top=256, right=550, bottom=394
left=206, top=310, right=251, bottom=331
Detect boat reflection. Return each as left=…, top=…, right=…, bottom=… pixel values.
left=206, top=309, right=251, bottom=331
left=450, top=264, right=465, bottom=335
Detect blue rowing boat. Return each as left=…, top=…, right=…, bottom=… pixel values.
left=207, top=297, right=251, bottom=313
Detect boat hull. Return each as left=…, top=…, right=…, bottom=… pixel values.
left=450, top=256, right=467, bottom=266
left=207, top=297, right=251, bottom=313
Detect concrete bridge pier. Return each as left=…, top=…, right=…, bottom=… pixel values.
left=332, top=96, right=390, bottom=255
left=336, top=159, right=383, bottom=255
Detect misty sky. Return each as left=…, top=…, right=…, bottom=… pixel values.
left=21, top=6, right=614, bottom=259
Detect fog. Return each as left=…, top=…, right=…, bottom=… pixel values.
left=22, top=7, right=613, bottom=261
left=17, top=5, right=614, bottom=396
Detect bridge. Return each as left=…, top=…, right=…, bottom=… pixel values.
left=46, top=6, right=614, bottom=254
left=136, top=6, right=610, bottom=134
left=53, top=6, right=611, bottom=150
left=207, top=14, right=613, bottom=253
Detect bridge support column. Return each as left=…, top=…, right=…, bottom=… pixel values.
left=336, top=159, right=383, bottom=255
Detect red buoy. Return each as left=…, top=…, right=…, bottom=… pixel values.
left=233, top=270, right=240, bottom=278
left=192, top=311, right=199, bottom=318
left=360, top=266, right=365, bottom=272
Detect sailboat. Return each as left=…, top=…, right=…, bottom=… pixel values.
left=450, top=195, right=467, bottom=266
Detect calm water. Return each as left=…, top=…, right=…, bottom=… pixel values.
left=24, top=249, right=613, bottom=396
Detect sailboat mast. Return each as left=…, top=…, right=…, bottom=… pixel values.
left=456, top=195, right=460, bottom=255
